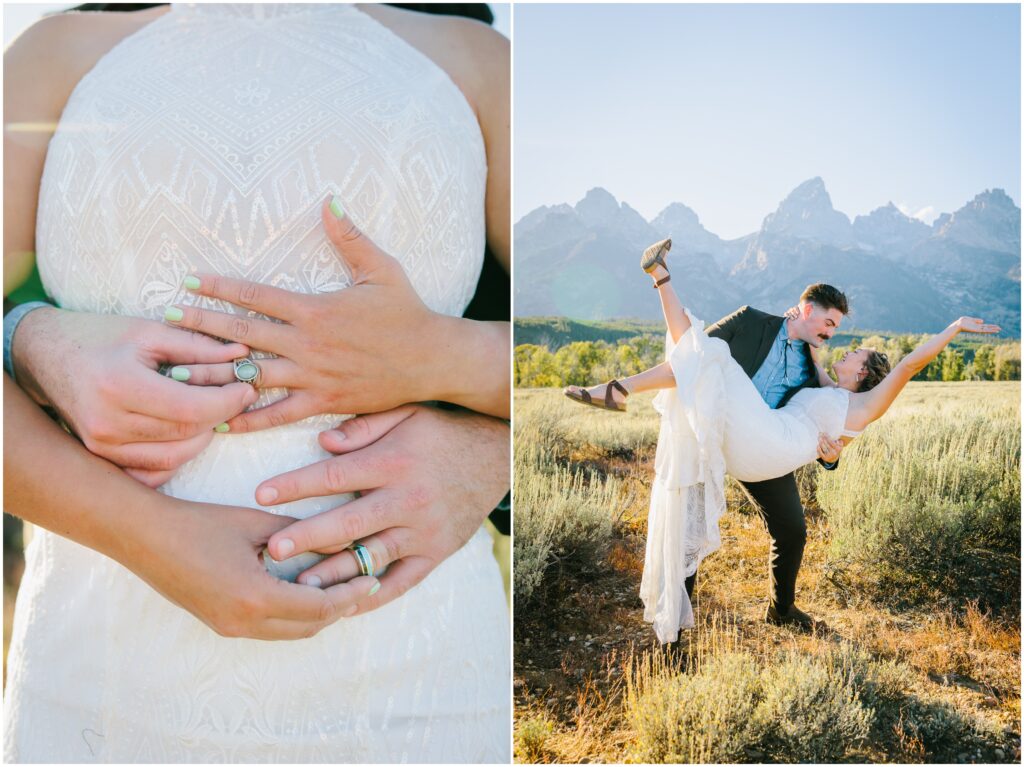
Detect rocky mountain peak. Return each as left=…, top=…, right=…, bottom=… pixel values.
left=652, top=202, right=701, bottom=230
left=574, top=187, right=621, bottom=225
left=852, top=200, right=931, bottom=255
left=933, top=188, right=1021, bottom=253
left=758, top=177, right=854, bottom=246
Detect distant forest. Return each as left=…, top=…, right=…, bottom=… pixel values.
left=514, top=317, right=1022, bottom=388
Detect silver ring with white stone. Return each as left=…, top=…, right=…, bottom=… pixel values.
left=233, top=357, right=261, bottom=386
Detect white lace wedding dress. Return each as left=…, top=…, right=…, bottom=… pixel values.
left=640, top=311, right=858, bottom=643
left=4, top=4, right=509, bottom=762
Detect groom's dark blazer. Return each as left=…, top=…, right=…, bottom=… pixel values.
left=688, top=304, right=835, bottom=612
left=706, top=305, right=823, bottom=411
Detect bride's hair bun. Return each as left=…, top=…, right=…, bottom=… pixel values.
left=858, top=349, right=891, bottom=392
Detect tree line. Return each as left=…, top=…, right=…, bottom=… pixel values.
left=514, top=333, right=1021, bottom=388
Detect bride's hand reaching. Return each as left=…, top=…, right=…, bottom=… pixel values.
left=953, top=317, right=1001, bottom=335
left=164, top=195, right=509, bottom=429
left=253, top=404, right=509, bottom=612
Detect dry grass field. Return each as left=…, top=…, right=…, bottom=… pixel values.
left=514, top=382, right=1020, bottom=764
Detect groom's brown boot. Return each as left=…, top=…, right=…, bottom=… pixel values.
left=764, top=602, right=819, bottom=631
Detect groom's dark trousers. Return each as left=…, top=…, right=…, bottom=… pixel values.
left=682, top=305, right=837, bottom=611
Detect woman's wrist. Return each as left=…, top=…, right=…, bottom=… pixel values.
left=95, top=477, right=173, bottom=569
left=424, top=313, right=509, bottom=418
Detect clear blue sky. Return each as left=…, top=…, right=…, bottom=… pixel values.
left=514, top=3, right=1021, bottom=239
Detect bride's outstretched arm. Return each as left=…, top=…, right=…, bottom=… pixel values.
left=852, top=316, right=1000, bottom=426
left=4, top=377, right=376, bottom=640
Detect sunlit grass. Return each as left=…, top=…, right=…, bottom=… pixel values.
left=514, top=381, right=1020, bottom=763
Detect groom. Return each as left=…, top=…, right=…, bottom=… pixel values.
left=689, top=283, right=850, bottom=629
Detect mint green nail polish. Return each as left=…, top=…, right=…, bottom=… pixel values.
left=368, top=581, right=381, bottom=596
left=214, top=423, right=230, bottom=433
left=183, top=275, right=201, bottom=291
left=329, top=195, right=346, bottom=220
left=170, top=366, right=190, bottom=382
left=164, top=306, right=184, bottom=322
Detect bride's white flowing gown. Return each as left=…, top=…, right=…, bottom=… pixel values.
left=640, top=311, right=856, bottom=643
left=4, top=5, right=509, bottom=762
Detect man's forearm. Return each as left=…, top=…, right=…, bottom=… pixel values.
left=4, top=374, right=163, bottom=565
left=7, top=305, right=61, bottom=407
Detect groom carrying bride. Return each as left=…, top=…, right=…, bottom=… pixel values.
left=567, top=238, right=998, bottom=643
left=700, top=282, right=850, bottom=629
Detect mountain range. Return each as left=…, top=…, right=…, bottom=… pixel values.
left=514, top=178, right=1021, bottom=334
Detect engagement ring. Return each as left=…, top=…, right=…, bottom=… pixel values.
left=233, top=357, right=261, bottom=386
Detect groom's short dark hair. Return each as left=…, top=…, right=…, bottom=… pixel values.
left=800, top=283, right=849, bottom=315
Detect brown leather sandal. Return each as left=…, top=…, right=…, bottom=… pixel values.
left=641, top=238, right=672, bottom=275
left=563, top=379, right=629, bottom=412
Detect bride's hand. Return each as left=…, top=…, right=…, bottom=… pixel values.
left=164, top=195, right=509, bottom=429
left=253, top=404, right=508, bottom=612
left=953, top=317, right=1001, bottom=335
left=12, top=307, right=257, bottom=487
left=126, top=499, right=379, bottom=640
left=783, top=305, right=800, bottom=321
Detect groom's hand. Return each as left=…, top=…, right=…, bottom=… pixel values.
left=255, top=404, right=509, bottom=613
left=817, top=433, right=844, bottom=464
left=12, top=307, right=257, bottom=487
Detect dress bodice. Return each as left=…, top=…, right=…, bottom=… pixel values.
left=36, top=1, right=486, bottom=326
left=783, top=386, right=855, bottom=440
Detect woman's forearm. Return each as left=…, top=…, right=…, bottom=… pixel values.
left=3, top=374, right=163, bottom=566
left=900, top=323, right=959, bottom=374
left=429, top=316, right=510, bottom=418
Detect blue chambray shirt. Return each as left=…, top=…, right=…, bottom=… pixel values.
left=751, top=319, right=812, bottom=409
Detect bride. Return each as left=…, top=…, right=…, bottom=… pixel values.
left=565, top=239, right=1001, bottom=643
left=4, top=4, right=509, bottom=762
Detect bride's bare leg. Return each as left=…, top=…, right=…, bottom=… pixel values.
left=565, top=361, right=676, bottom=407
left=619, top=361, right=675, bottom=393
left=648, top=264, right=692, bottom=343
